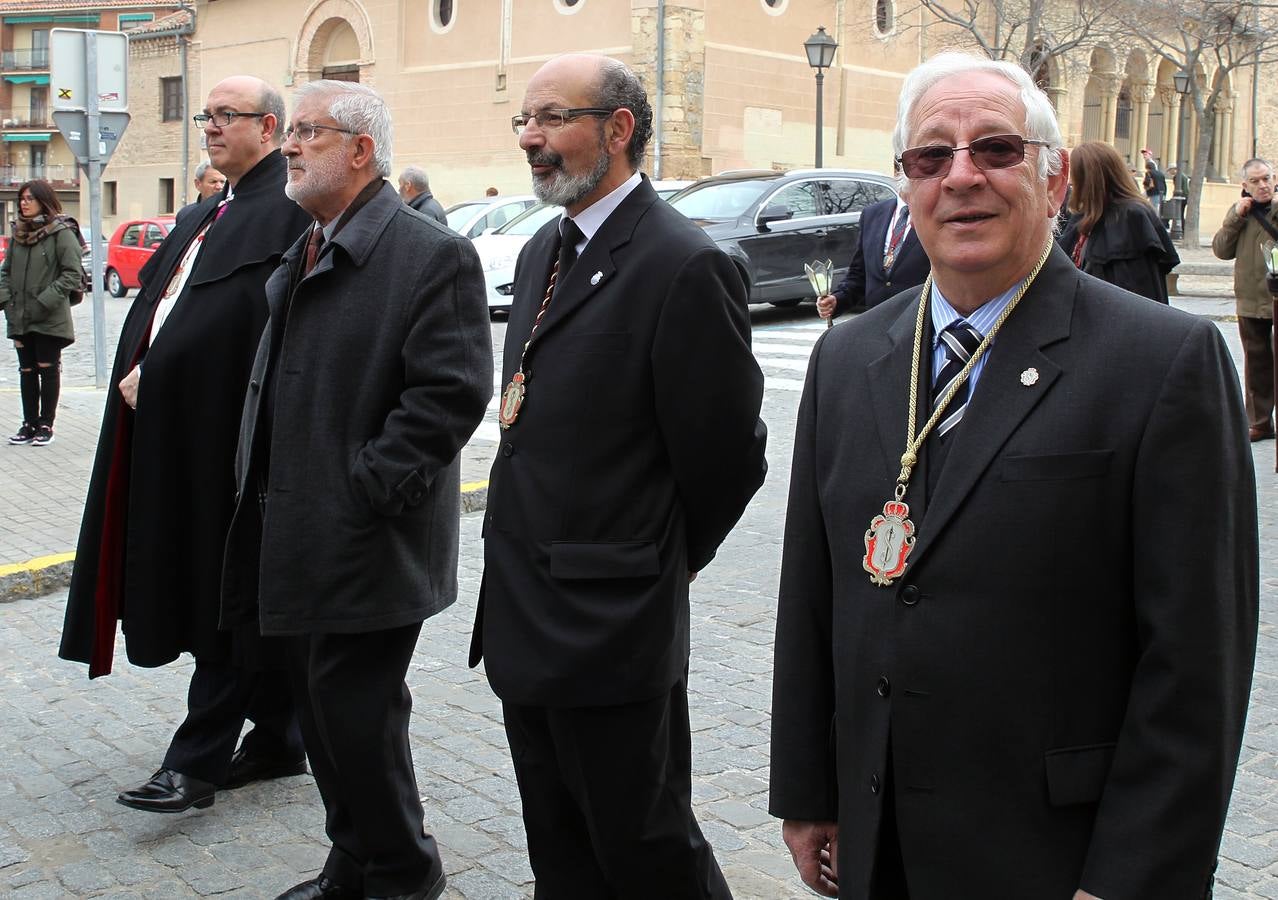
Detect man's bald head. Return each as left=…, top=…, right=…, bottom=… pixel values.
left=201, top=76, right=286, bottom=184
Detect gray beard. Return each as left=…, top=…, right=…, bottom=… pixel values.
left=531, top=150, right=611, bottom=208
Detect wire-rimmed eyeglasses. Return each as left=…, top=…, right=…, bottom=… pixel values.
left=897, top=134, right=1050, bottom=180
left=511, top=108, right=616, bottom=136
left=284, top=122, right=360, bottom=143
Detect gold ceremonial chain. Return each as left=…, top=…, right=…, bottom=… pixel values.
left=498, top=252, right=561, bottom=430
left=894, top=240, right=1052, bottom=492
left=861, top=240, right=1053, bottom=587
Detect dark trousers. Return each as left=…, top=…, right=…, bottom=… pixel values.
left=287, top=622, right=441, bottom=896
left=1239, top=316, right=1275, bottom=429
left=13, top=333, right=63, bottom=427
left=162, top=657, right=303, bottom=785
left=502, top=678, right=732, bottom=900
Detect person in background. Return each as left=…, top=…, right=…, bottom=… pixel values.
left=817, top=168, right=930, bottom=319
left=1142, top=151, right=1167, bottom=213
left=0, top=179, right=83, bottom=446
left=397, top=165, right=447, bottom=225
left=1059, top=141, right=1179, bottom=303
left=176, top=161, right=228, bottom=225
left=485, top=186, right=499, bottom=197
left=1213, top=157, right=1278, bottom=442
left=194, top=161, right=227, bottom=200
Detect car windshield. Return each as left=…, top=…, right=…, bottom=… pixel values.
left=445, top=202, right=487, bottom=230
left=496, top=204, right=562, bottom=236
left=670, top=179, right=776, bottom=220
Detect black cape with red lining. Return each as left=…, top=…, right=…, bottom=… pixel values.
left=60, top=150, right=312, bottom=677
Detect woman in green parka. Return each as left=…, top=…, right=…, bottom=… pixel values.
left=0, top=179, right=84, bottom=446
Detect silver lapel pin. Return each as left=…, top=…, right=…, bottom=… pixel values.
left=590, top=271, right=603, bottom=286
left=1020, top=367, right=1039, bottom=386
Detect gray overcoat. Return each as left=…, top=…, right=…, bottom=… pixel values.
left=221, top=180, right=492, bottom=635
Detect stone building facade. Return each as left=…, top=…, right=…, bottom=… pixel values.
left=92, top=0, right=1274, bottom=241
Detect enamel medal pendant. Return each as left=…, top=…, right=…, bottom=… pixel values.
left=863, top=497, right=916, bottom=586
left=498, top=371, right=527, bottom=429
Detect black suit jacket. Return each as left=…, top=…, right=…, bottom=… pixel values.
left=770, top=246, right=1257, bottom=899
left=831, top=197, right=929, bottom=313
left=471, top=176, right=768, bottom=707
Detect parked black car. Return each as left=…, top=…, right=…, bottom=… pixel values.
left=667, top=168, right=898, bottom=306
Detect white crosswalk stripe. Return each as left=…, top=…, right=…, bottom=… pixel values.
left=470, top=324, right=825, bottom=442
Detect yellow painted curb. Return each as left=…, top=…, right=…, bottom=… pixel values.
left=461, top=479, right=489, bottom=493
left=0, top=551, right=75, bottom=578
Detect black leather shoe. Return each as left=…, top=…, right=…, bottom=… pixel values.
left=224, top=745, right=308, bottom=789
left=368, top=870, right=447, bottom=900
left=274, top=874, right=361, bottom=900
left=116, top=768, right=215, bottom=813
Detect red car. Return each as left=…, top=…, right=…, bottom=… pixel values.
left=105, top=217, right=175, bottom=297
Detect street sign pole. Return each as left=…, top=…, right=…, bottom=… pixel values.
left=51, top=27, right=128, bottom=390
left=86, top=32, right=105, bottom=389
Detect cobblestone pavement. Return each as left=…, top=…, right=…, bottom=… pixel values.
left=2, top=271, right=1276, bottom=898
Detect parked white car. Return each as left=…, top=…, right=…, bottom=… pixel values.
left=444, top=195, right=539, bottom=239
left=471, top=202, right=563, bottom=314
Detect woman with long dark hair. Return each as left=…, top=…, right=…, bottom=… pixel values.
left=0, top=179, right=83, bottom=445
left=1059, top=141, right=1180, bottom=303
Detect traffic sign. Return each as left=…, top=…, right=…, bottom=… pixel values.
left=52, top=110, right=131, bottom=166
left=50, top=29, right=128, bottom=111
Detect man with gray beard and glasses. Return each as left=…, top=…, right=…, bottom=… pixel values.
left=468, top=53, right=767, bottom=898
left=220, top=80, right=491, bottom=900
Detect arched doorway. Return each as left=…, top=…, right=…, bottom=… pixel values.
left=294, top=0, right=375, bottom=84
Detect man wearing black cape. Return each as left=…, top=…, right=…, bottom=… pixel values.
left=61, top=76, right=314, bottom=813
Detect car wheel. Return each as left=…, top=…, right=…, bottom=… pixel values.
left=769, top=298, right=801, bottom=308
left=106, top=268, right=126, bottom=298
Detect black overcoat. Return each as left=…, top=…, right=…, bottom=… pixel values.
left=769, top=246, right=1257, bottom=899
left=220, top=182, right=492, bottom=635
left=61, top=151, right=312, bottom=676
left=470, top=176, right=768, bottom=707
left=831, top=196, right=930, bottom=313
left=1059, top=199, right=1179, bottom=303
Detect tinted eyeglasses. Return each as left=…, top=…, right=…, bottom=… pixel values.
left=511, top=107, right=616, bottom=135
left=897, top=134, right=1050, bottom=179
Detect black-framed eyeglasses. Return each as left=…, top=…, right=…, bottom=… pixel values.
left=897, top=134, right=1051, bottom=180
left=511, top=107, right=616, bottom=135
left=284, top=122, right=359, bottom=143
left=193, top=111, right=267, bottom=128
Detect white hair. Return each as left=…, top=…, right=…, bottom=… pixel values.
left=893, top=52, right=1064, bottom=182
left=294, top=80, right=393, bottom=178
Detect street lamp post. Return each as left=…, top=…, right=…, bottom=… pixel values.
left=1171, top=68, right=1191, bottom=242
left=804, top=26, right=839, bottom=168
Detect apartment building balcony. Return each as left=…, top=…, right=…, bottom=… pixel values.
left=0, top=108, right=52, bottom=129
left=1, top=48, right=49, bottom=71
left=0, top=164, right=79, bottom=188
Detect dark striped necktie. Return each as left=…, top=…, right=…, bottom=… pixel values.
left=932, top=321, right=984, bottom=439
left=883, top=204, right=910, bottom=270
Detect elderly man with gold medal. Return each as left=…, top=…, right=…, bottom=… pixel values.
left=769, top=52, right=1257, bottom=900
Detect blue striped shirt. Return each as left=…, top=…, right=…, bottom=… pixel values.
left=929, top=280, right=1023, bottom=397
